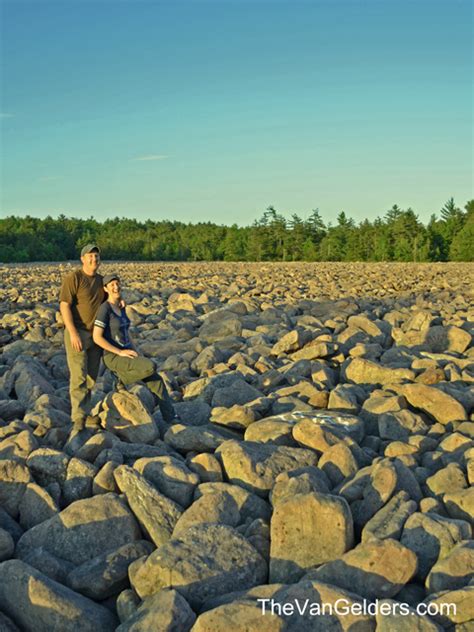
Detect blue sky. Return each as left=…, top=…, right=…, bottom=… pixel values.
left=1, top=0, right=472, bottom=226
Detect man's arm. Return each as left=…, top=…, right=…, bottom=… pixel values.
left=92, top=325, right=138, bottom=358
left=60, top=301, right=83, bottom=352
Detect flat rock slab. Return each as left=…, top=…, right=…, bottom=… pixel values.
left=307, top=538, right=417, bottom=599
left=16, top=493, right=141, bottom=565
left=216, top=440, right=319, bottom=497
left=164, top=424, right=239, bottom=453
left=130, top=524, right=267, bottom=608
left=0, top=560, right=117, bottom=632
left=114, top=465, right=183, bottom=547
left=400, top=384, right=467, bottom=424
left=270, top=492, right=354, bottom=582
left=344, top=358, right=415, bottom=385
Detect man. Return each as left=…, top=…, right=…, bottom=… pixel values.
left=59, top=244, right=104, bottom=431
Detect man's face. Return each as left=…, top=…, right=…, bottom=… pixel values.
left=81, top=250, right=100, bottom=272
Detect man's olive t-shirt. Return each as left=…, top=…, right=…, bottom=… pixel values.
left=59, top=269, right=105, bottom=331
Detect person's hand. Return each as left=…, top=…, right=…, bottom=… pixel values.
left=119, top=349, right=138, bottom=358
left=70, top=331, right=83, bottom=352
left=119, top=298, right=127, bottom=308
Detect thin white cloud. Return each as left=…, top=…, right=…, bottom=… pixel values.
left=0, top=112, right=14, bottom=119
left=132, top=154, right=168, bottom=162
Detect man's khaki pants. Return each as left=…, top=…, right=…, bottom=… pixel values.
left=64, top=329, right=102, bottom=424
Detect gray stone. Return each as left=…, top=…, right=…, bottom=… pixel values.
left=116, top=588, right=196, bottom=632
left=164, top=423, right=239, bottom=453
left=426, top=540, right=474, bottom=593
left=195, top=482, right=271, bottom=523
left=0, top=560, right=117, bottom=632
left=134, top=456, right=199, bottom=508
left=401, top=512, right=471, bottom=581
left=308, top=538, right=417, bottom=600
left=67, top=540, right=154, bottom=600
left=270, top=467, right=330, bottom=506
left=0, top=527, right=14, bottom=562
left=361, top=491, right=417, bottom=542
left=216, top=440, right=318, bottom=497
left=270, top=492, right=353, bottom=583
left=16, top=493, right=141, bottom=565
left=0, top=459, right=32, bottom=517
left=18, top=482, right=59, bottom=530
left=173, top=490, right=240, bottom=537
left=130, top=524, right=267, bottom=608
left=114, top=465, right=183, bottom=547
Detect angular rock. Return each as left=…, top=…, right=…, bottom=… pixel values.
left=173, top=490, right=240, bottom=537
left=308, top=538, right=417, bottom=599
left=130, top=524, right=267, bottom=608
left=101, top=392, right=159, bottom=444
left=345, top=358, right=415, bottom=385
left=270, top=492, right=353, bottom=582
left=134, top=456, right=199, bottom=508
left=400, top=384, right=467, bottom=424
left=16, top=493, right=141, bottom=565
left=270, top=467, right=330, bottom=506
left=426, top=540, right=474, bottom=593
left=0, top=560, right=117, bottom=632
left=67, top=540, right=154, bottom=600
left=400, top=512, right=471, bottom=581
left=164, top=424, right=238, bottom=453
left=116, top=588, right=196, bottom=632
left=18, top=482, right=59, bottom=530
left=114, top=465, right=183, bottom=547
left=195, top=482, right=271, bottom=523
left=0, top=459, right=32, bottom=517
left=444, top=488, right=474, bottom=526
left=216, top=440, right=318, bottom=497
left=361, top=491, right=417, bottom=542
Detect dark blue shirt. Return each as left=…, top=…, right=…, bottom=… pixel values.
left=94, top=302, right=132, bottom=350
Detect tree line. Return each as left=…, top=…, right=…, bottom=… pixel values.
left=1, top=198, right=473, bottom=263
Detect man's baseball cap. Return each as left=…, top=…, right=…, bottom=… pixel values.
left=103, top=274, right=120, bottom=286
left=80, top=244, right=100, bottom=256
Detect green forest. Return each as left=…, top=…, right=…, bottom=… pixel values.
left=1, top=198, right=473, bottom=263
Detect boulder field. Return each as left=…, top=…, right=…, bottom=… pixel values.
left=0, top=261, right=472, bottom=630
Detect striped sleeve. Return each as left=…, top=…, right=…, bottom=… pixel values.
left=94, top=302, right=109, bottom=329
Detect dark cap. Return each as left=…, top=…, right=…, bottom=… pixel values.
left=80, top=244, right=100, bottom=257
left=103, top=274, right=120, bottom=286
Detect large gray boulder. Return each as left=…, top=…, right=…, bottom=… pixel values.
left=16, top=493, right=141, bottom=565
left=130, top=524, right=267, bottom=608
left=0, top=560, right=117, bottom=632
left=270, top=492, right=353, bottom=582
left=308, top=538, right=417, bottom=599
left=114, top=465, right=183, bottom=547
left=216, top=440, right=318, bottom=497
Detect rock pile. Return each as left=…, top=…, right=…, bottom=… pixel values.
left=0, top=261, right=473, bottom=630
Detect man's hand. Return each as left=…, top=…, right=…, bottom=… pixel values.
left=119, top=349, right=138, bottom=358
left=70, top=331, right=83, bottom=352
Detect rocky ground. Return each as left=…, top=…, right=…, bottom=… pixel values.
left=0, top=261, right=473, bottom=631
